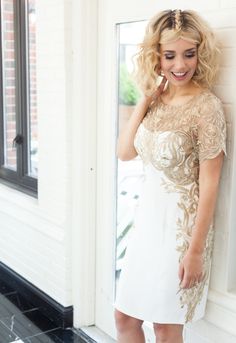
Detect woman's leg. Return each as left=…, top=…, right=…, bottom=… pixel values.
left=153, top=323, right=184, bottom=343
left=114, top=309, right=145, bottom=343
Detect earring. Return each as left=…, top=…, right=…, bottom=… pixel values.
left=160, top=70, right=165, bottom=77
left=158, top=69, right=165, bottom=77
left=156, top=65, right=165, bottom=77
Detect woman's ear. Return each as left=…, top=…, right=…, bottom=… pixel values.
left=155, top=62, right=164, bottom=76
left=155, top=65, right=162, bottom=76
left=156, top=66, right=164, bottom=76
left=159, top=70, right=165, bottom=76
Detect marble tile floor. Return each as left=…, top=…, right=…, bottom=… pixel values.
left=0, top=280, right=96, bottom=343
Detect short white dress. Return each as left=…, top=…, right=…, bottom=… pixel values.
left=114, top=90, right=227, bottom=324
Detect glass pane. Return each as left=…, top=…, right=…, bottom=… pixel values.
left=26, top=0, right=38, bottom=177
left=115, top=21, right=147, bottom=292
left=1, top=0, right=17, bottom=170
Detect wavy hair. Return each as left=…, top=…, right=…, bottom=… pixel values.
left=133, top=9, right=221, bottom=96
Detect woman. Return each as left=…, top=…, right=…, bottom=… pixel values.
left=114, top=9, right=227, bottom=343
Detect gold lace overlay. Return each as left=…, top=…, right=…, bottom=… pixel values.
left=134, top=90, right=227, bottom=323
left=161, top=179, right=214, bottom=323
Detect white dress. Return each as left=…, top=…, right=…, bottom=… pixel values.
left=114, top=90, right=227, bottom=324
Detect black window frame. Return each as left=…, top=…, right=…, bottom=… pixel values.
left=0, top=0, right=37, bottom=197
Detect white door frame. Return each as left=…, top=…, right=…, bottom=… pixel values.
left=70, top=0, right=98, bottom=327
left=95, top=1, right=167, bottom=340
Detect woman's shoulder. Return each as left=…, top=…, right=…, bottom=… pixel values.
left=199, top=89, right=222, bottom=107
left=193, top=89, right=224, bottom=116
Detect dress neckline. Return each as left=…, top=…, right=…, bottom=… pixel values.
left=159, top=89, right=209, bottom=109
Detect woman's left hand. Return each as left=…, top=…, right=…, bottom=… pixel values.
left=178, top=251, right=205, bottom=289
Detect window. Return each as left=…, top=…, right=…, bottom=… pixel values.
left=0, top=0, right=38, bottom=195
left=115, top=21, right=146, bottom=288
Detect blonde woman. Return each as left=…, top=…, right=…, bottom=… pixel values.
left=114, top=9, right=227, bottom=343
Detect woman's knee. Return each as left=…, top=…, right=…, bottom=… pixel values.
left=114, top=309, right=143, bottom=333
left=153, top=323, right=183, bottom=341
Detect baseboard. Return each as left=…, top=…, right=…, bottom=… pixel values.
left=79, top=326, right=116, bottom=342
left=0, top=262, right=73, bottom=328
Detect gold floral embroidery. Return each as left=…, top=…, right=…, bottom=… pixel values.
left=197, top=97, right=227, bottom=163
left=161, top=178, right=214, bottom=323
left=134, top=90, right=227, bottom=167
left=177, top=225, right=214, bottom=323
left=134, top=125, right=199, bottom=185
left=151, top=130, right=198, bottom=185
left=133, top=90, right=227, bottom=323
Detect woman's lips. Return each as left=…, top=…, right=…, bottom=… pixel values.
left=171, top=71, right=188, bottom=80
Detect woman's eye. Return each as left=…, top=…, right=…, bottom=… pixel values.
left=164, top=55, right=174, bottom=59
left=164, top=52, right=196, bottom=59
left=185, top=53, right=196, bottom=58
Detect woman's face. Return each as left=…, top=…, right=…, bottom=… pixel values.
left=160, top=38, right=198, bottom=87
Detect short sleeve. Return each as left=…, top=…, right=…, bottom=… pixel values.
left=197, top=95, right=227, bottom=164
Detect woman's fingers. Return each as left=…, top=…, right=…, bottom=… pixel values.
left=181, top=275, right=204, bottom=289
left=150, top=76, right=167, bottom=101
left=179, top=253, right=205, bottom=289
left=180, top=270, right=204, bottom=289
left=157, top=76, right=167, bottom=95
left=178, top=262, right=184, bottom=281
left=179, top=263, right=195, bottom=288
left=181, top=277, right=194, bottom=289
left=159, top=76, right=167, bottom=88
left=180, top=275, right=188, bottom=288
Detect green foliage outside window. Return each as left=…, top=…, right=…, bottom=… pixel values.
left=119, top=63, right=140, bottom=106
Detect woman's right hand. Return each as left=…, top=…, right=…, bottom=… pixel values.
left=116, top=76, right=167, bottom=161
left=144, top=76, right=167, bottom=104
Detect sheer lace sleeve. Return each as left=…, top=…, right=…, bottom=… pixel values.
left=197, top=95, right=227, bottom=164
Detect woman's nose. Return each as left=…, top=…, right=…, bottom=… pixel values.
left=174, top=57, right=186, bottom=70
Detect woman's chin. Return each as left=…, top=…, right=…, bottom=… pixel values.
left=166, top=77, right=193, bottom=88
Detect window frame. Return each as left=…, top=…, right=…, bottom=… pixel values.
left=0, top=0, right=37, bottom=196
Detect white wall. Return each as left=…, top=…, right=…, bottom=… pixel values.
left=184, top=5, right=236, bottom=343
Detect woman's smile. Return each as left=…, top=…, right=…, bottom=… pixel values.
left=171, top=71, right=189, bottom=80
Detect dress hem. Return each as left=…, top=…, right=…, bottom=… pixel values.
left=113, top=302, right=204, bottom=325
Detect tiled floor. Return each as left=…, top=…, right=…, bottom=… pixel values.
left=0, top=280, right=95, bottom=343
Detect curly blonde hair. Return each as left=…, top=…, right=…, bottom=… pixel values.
left=134, top=9, right=221, bottom=96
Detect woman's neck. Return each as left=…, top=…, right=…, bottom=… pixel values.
left=165, top=82, right=202, bottom=99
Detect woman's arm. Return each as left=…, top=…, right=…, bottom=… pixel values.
left=116, top=96, right=152, bottom=161
left=188, top=151, right=224, bottom=254
left=116, top=77, right=167, bottom=161
left=179, top=151, right=224, bottom=289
